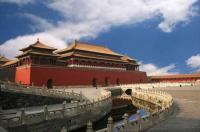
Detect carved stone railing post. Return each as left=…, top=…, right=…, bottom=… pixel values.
left=44, top=105, right=49, bottom=120
left=107, top=116, right=113, bottom=132
left=136, top=110, right=141, bottom=131
left=60, top=126, right=67, bottom=132
left=86, top=120, right=93, bottom=132
left=149, top=112, right=153, bottom=126
left=76, top=101, right=79, bottom=107
left=20, top=108, right=26, bottom=125
left=85, top=101, right=88, bottom=108
left=43, top=84, right=45, bottom=89
left=123, top=113, right=129, bottom=131
left=62, top=101, right=66, bottom=116
left=80, top=91, right=83, bottom=101
left=98, top=98, right=100, bottom=104
left=92, top=99, right=95, bottom=104
left=19, top=83, right=23, bottom=89
left=71, top=90, right=74, bottom=95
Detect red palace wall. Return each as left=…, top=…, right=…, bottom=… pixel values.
left=15, top=65, right=148, bottom=86
left=15, top=66, right=31, bottom=85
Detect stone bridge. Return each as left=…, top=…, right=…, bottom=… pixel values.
left=120, top=88, right=173, bottom=113
left=0, top=82, right=87, bottom=101
left=86, top=86, right=173, bottom=132
left=0, top=82, right=112, bottom=132
left=87, top=83, right=200, bottom=132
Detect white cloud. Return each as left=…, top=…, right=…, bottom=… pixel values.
left=0, top=33, right=67, bottom=59
left=0, top=0, right=198, bottom=58
left=186, top=54, right=200, bottom=71
left=48, top=0, right=198, bottom=33
left=157, top=0, right=198, bottom=32
left=0, top=0, right=34, bottom=5
left=140, top=63, right=178, bottom=76
left=22, top=13, right=54, bottom=31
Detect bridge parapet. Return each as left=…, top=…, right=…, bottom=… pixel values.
left=0, top=90, right=112, bottom=131
left=92, top=87, right=173, bottom=132
left=0, top=81, right=112, bottom=131
left=131, top=88, right=173, bottom=111
left=121, top=82, right=193, bottom=89
left=0, top=82, right=84, bottom=101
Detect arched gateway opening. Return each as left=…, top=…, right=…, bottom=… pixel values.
left=105, top=77, right=109, bottom=86
left=116, top=78, right=120, bottom=85
left=92, top=78, right=97, bottom=87
left=47, top=79, right=53, bottom=89
left=125, top=89, right=132, bottom=95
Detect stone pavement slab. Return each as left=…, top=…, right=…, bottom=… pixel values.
left=147, top=85, right=200, bottom=132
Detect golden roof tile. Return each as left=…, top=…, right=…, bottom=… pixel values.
left=16, top=51, right=59, bottom=58
left=0, top=60, right=18, bottom=67
left=20, top=39, right=57, bottom=51
left=121, top=55, right=136, bottom=62
left=56, top=40, right=123, bottom=56
left=0, top=56, right=10, bottom=62
left=59, top=52, right=125, bottom=62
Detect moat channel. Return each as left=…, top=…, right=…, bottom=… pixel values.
left=72, top=104, right=138, bottom=132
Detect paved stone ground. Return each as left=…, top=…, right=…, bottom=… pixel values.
left=147, top=85, right=200, bottom=132
left=58, top=87, right=104, bottom=101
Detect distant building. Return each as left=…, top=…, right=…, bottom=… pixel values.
left=0, top=39, right=147, bottom=88
left=151, top=72, right=200, bottom=83
left=0, top=56, right=17, bottom=82
left=0, top=56, right=10, bottom=65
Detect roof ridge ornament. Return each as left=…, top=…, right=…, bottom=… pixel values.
left=37, top=38, right=40, bottom=43
left=73, top=39, right=78, bottom=47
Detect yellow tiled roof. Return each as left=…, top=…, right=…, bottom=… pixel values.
left=194, top=71, right=200, bottom=74
left=0, top=56, right=10, bottom=62
left=20, top=40, right=57, bottom=51
left=59, top=52, right=125, bottom=62
left=16, top=51, right=59, bottom=58
left=58, top=52, right=74, bottom=58
left=121, top=56, right=136, bottom=62
left=59, top=51, right=139, bottom=65
left=56, top=40, right=122, bottom=56
left=0, top=60, right=18, bottom=67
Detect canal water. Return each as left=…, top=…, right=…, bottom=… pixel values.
left=114, top=109, right=149, bottom=132
left=72, top=88, right=150, bottom=132
left=72, top=104, right=138, bottom=132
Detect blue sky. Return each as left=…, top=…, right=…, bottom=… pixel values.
left=0, top=0, right=200, bottom=75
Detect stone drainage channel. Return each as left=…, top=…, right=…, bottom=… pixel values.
left=72, top=104, right=143, bottom=132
